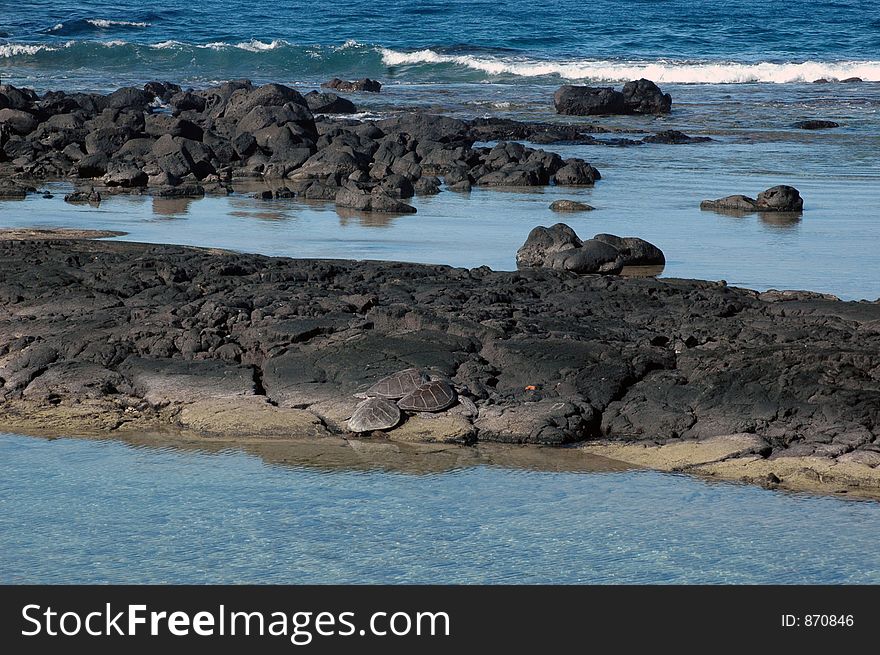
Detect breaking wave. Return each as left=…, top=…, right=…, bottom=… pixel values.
left=1, top=39, right=878, bottom=86
left=379, top=48, right=880, bottom=84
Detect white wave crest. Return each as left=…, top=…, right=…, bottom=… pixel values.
left=150, top=40, right=183, bottom=49
left=380, top=48, right=880, bottom=83
left=0, top=44, right=56, bottom=57
left=48, top=23, right=64, bottom=32
left=234, top=39, right=286, bottom=52
left=86, top=19, right=150, bottom=28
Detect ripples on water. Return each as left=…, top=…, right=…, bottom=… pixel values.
left=0, top=434, right=878, bottom=584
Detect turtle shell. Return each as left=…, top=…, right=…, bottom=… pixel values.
left=397, top=380, right=457, bottom=412
left=348, top=398, right=401, bottom=432
left=363, top=368, right=429, bottom=399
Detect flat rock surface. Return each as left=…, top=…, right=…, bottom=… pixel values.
left=1, top=238, right=879, bottom=495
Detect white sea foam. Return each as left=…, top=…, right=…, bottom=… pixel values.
left=151, top=40, right=183, bottom=49
left=0, top=44, right=55, bottom=57
left=234, top=39, right=285, bottom=52
left=380, top=48, right=880, bottom=83
left=86, top=19, right=150, bottom=29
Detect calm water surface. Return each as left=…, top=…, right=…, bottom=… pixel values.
left=1, top=434, right=878, bottom=584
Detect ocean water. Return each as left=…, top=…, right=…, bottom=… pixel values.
left=2, top=0, right=880, bottom=88
left=1, top=434, right=879, bottom=584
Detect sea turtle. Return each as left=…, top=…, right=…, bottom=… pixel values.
left=348, top=397, right=401, bottom=433
left=397, top=380, right=458, bottom=413
left=356, top=367, right=429, bottom=399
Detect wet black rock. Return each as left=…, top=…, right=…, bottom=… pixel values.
left=554, top=86, right=627, bottom=116
left=621, top=79, right=672, bottom=115
left=642, top=130, right=712, bottom=144
left=701, top=186, right=804, bottom=213
left=63, top=188, right=101, bottom=203
left=554, top=79, right=671, bottom=116
left=756, top=185, right=803, bottom=211
left=0, top=185, right=28, bottom=199
left=304, top=91, right=357, bottom=114
left=593, top=233, right=666, bottom=266
left=518, top=224, right=664, bottom=274
left=547, top=240, right=624, bottom=275
left=515, top=223, right=583, bottom=268
left=0, top=108, right=39, bottom=135
left=321, top=78, right=382, bottom=93
left=792, top=120, right=840, bottom=130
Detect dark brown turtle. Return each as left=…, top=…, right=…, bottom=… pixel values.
left=397, top=380, right=457, bottom=412
left=358, top=367, right=429, bottom=400
left=348, top=397, right=402, bottom=432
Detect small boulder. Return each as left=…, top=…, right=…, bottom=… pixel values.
left=643, top=130, right=712, bottom=144
left=701, top=186, right=803, bottom=213
left=144, top=114, right=204, bottom=141
left=593, top=233, right=665, bottom=266
left=554, top=85, right=626, bottom=116
left=547, top=240, right=623, bottom=274
left=553, top=159, right=601, bottom=185
left=413, top=176, right=441, bottom=195
left=549, top=199, right=594, bottom=212
left=621, top=78, right=672, bottom=115
left=0, top=108, right=38, bottom=135
left=756, top=185, right=803, bottom=212
left=321, top=78, right=381, bottom=93
left=700, top=195, right=759, bottom=212
left=554, top=79, right=671, bottom=116
left=0, top=185, right=28, bottom=199
left=792, top=120, right=839, bottom=130
left=304, top=91, right=357, bottom=114
left=516, top=223, right=583, bottom=268
left=64, top=188, right=101, bottom=204
left=103, top=161, right=148, bottom=187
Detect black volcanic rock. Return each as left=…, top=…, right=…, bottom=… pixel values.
left=554, top=79, right=671, bottom=116
left=1, top=238, right=877, bottom=459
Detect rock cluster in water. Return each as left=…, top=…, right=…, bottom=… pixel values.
left=0, top=80, right=614, bottom=213
left=701, top=185, right=804, bottom=213
left=0, top=80, right=718, bottom=210
left=554, top=79, right=672, bottom=116
left=517, top=223, right=665, bottom=274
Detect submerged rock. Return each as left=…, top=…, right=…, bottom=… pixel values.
left=792, top=120, right=840, bottom=130
left=701, top=186, right=803, bottom=213
left=321, top=78, right=382, bottom=93
left=756, top=185, right=804, bottom=211
left=549, top=199, right=594, bottom=212
left=642, top=130, right=712, bottom=144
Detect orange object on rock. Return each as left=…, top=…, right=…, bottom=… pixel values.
left=524, top=385, right=537, bottom=391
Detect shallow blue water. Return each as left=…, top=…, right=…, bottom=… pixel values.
left=1, top=434, right=878, bottom=584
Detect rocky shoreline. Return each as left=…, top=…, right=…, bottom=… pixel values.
left=1, top=79, right=711, bottom=210
left=1, top=234, right=878, bottom=497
